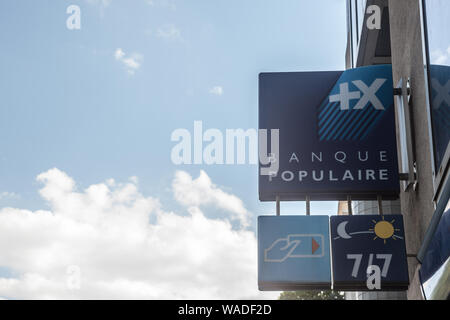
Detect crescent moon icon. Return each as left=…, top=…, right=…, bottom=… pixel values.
left=337, top=221, right=352, bottom=239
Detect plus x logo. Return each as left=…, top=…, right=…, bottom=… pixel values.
left=431, top=78, right=450, bottom=110
left=318, top=74, right=391, bottom=141
left=329, top=79, right=387, bottom=111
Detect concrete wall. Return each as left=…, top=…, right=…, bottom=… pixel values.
left=388, top=0, right=436, bottom=300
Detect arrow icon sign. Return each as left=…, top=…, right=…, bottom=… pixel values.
left=312, top=238, right=320, bottom=254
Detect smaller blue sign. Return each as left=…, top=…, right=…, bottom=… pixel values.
left=258, top=216, right=331, bottom=291
left=330, top=215, right=409, bottom=291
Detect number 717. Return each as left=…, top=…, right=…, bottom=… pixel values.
left=346, top=254, right=392, bottom=278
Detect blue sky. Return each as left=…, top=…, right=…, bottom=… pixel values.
left=0, top=0, right=346, bottom=218
left=0, top=0, right=347, bottom=299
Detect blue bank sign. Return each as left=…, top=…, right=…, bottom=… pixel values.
left=258, top=215, right=409, bottom=291
left=330, top=215, right=409, bottom=290
left=258, top=216, right=331, bottom=290
left=259, top=64, right=399, bottom=201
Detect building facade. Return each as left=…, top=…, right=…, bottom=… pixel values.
left=343, top=0, right=449, bottom=300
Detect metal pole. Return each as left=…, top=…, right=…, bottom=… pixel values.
left=347, top=195, right=353, bottom=216
left=306, top=195, right=310, bottom=216
left=377, top=195, right=383, bottom=216
left=276, top=195, right=280, bottom=216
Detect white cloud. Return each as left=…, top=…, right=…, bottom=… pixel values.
left=155, top=24, right=182, bottom=41
left=0, top=169, right=275, bottom=300
left=114, top=48, right=125, bottom=60
left=0, top=192, right=18, bottom=200
left=85, top=0, right=112, bottom=18
left=173, top=170, right=250, bottom=227
left=85, top=0, right=112, bottom=7
left=430, top=46, right=450, bottom=65
left=114, top=48, right=143, bottom=75
left=146, top=0, right=176, bottom=10
left=209, top=86, right=224, bottom=96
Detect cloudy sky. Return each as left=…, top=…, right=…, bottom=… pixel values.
left=0, top=0, right=346, bottom=299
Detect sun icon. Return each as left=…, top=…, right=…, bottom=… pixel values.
left=369, top=216, right=401, bottom=244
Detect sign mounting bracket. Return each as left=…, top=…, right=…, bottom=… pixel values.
left=377, top=195, right=384, bottom=216
left=347, top=195, right=353, bottom=216
left=276, top=195, right=280, bottom=216
left=306, top=195, right=311, bottom=216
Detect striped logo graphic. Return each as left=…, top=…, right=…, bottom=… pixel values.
left=317, top=71, right=392, bottom=142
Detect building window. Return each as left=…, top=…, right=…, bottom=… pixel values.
left=423, top=0, right=450, bottom=182
left=356, top=0, right=367, bottom=37
left=347, top=0, right=367, bottom=68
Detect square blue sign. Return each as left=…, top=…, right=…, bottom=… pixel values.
left=330, top=215, right=409, bottom=291
left=258, top=215, right=331, bottom=291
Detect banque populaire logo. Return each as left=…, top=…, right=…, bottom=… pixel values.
left=258, top=64, right=399, bottom=201
left=318, top=67, right=393, bottom=142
